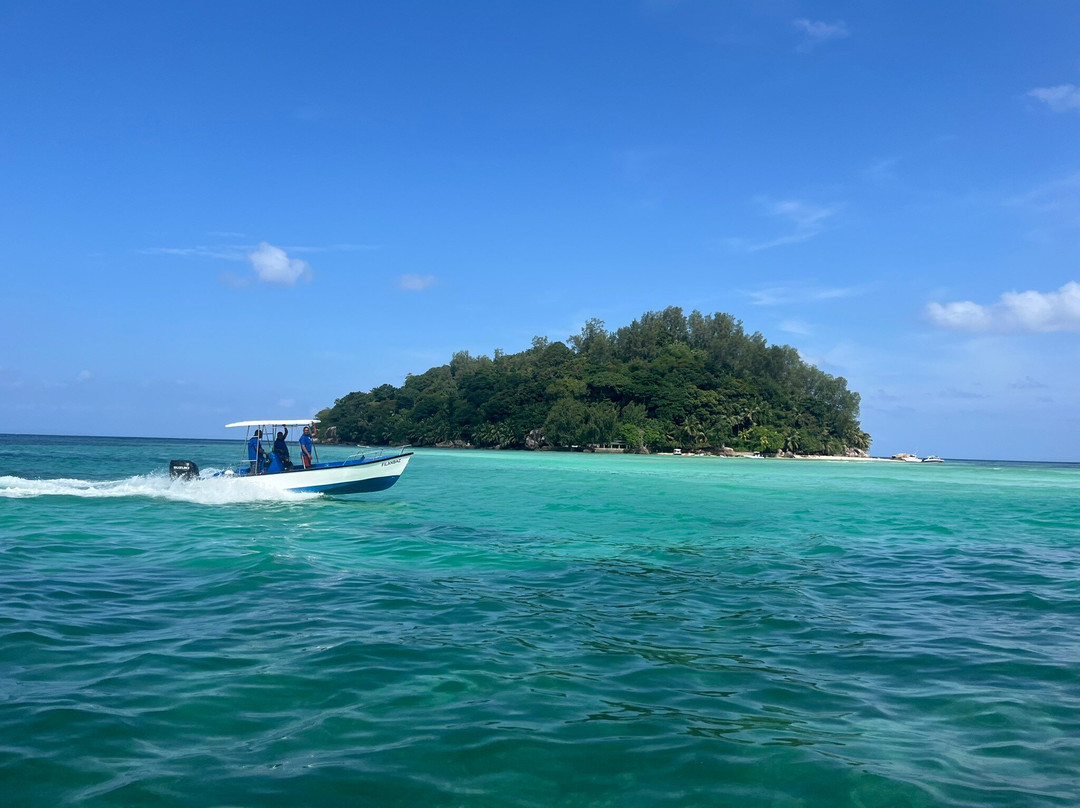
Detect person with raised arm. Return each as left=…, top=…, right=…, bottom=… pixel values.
left=273, top=426, right=293, bottom=470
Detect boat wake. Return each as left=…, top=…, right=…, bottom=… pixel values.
left=0, top=472, right=320, bottom=505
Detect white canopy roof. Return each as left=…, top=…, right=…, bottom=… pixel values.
left=225, top=419, right=321, bottom=428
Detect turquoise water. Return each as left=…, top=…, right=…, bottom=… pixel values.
left=2, top=435, right=1078, bottom=807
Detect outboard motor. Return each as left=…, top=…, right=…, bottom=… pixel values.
left=169, top=459, right=200, bottom=481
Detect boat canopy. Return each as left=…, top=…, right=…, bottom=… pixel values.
left=226, top=419, right=321, bottom=428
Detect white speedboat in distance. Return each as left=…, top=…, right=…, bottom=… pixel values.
left=169, top=419, right=412, bottom=495
left=921, top=455, right=945, bottom=463
left=892, top=453, right=923, bottom=463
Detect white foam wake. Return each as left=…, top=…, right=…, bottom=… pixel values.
left=0, top=472, right=320, bottom=505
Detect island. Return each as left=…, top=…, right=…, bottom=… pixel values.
left=316, top=307, right=871, bottom=456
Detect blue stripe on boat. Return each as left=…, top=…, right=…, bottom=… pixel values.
left=289, top=474, right=402, bottom=495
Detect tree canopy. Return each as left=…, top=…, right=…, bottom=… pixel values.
left=317, top=307, right=871, bottom=454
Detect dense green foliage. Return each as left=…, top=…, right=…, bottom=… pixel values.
left=318, top=307, right=871, bottom=454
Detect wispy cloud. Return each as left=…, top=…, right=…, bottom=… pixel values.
left=748, top=284, right=863, bottom=306
left=793, top=19, right=850, bottom=52
left=399, top=274, right=437, bottom=292
left=727, top=199, right=841, bottom=252
left=863, top=156, right=900, bottom=182
left=141, top=242, right=377, bottom=260
left=141, top=245, right=247, bottom=261
left=247, top=242, right=312, bottom=286
left=779, top=319, right=813, bottom=336
left=144, top=240, right=378, bottom=287
left=287, top=243, right=379, bottom=254
left=771, top=199, right=837, bottom=230
left=1008, top=171, right=1080, bottom=226
left=926, top=281, right=1080, bottom=333
left=0, top=367, right=25, bottom=389
left=1028, top=84, right=1080, bottom=113
left=939, top=387, right=989, bottom=400
left=1010, top=376, right=1048, bottom=390
left=76, top=370, right=92, bottom=383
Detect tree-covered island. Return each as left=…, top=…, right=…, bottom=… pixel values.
left=317, top=307, right=871, bottom=455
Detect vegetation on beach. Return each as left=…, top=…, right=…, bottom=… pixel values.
left=317, top=307, right=871, bottom=454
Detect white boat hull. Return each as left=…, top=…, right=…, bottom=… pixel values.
left=218, top=453, right=412, bottom=495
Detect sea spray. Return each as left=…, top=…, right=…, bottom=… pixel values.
left=0, top=472, right=319, bottom=504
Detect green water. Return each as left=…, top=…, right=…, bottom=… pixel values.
left=1, top=435, right=1078, bottom=806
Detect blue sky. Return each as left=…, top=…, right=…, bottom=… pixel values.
left=3, top=1, right=1080, bottom=460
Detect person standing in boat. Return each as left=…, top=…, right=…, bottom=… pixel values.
left=273, top=427, right=293, bottom=469
left=299, top=424, right=316, bottom=469
left=247, top=429, right=267, bottom=473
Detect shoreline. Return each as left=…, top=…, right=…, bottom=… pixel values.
left=657, top=451, right=901, bottom=462
left=352, top=442, right=928, bottom=463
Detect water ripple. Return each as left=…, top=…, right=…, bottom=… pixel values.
left=2, top=443, right=1079, bottom=805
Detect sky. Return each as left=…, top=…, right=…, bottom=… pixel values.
left=2, top=1, right=1080, bottom=460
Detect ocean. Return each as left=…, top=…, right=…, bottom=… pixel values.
left=1, top=434, right=1078, bottom=807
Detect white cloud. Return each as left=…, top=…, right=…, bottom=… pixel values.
left=794, top=19, right=850, bottom=51
left=727, top=199, right=841, bottom=252
left=926, top=281, right=1080, bottom=333
left=747, top=283, right=863, bottom=307
left=399, top=274, right=437, bottom=292
left=247, top=242, right=312, bottom=286
left=1028, top=84, right=1080, bottom=113
left=145, top=241, right=376, bottom=290
left=76, top=370, right=92, bottom=382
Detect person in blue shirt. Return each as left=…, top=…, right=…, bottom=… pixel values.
left=273, top=427, right=293, bottom=470
left=299, top=425, right=316, bottom=469
left=247, top=429, right=267, bottom=473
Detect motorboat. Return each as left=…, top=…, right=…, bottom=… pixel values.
left=169, top=419, right=412, bottom=495
left=892, top=453, right=923, bottom=463
left=921, top=455, right=945, bottom=463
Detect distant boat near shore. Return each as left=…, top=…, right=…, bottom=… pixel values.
left=892, top=452, right=944, bottom=464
